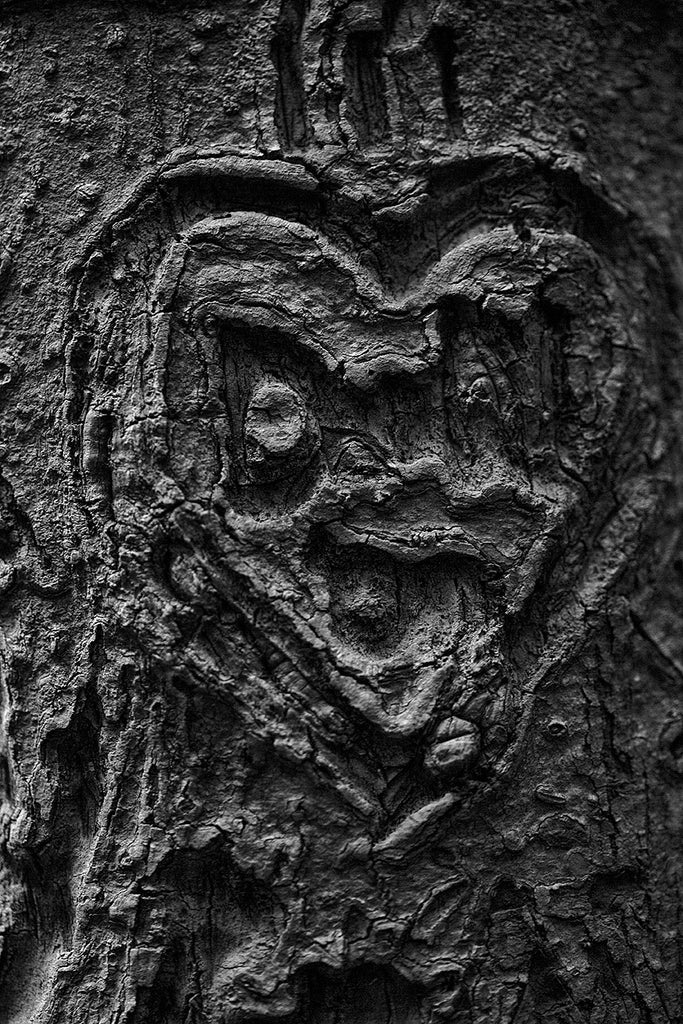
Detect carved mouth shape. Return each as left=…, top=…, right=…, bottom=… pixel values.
left=301, top=530, right=500, bottom=734
left=307, top=534, right=481, bottom=662
left=326, top=545, right=402, bottom=647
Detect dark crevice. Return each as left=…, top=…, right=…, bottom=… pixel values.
left=266, top=963, right=425, bottom=1024
left=525, top=944, right=573, bottom=1009
left=428, top=25, right=463, bottom=133
left=40, top=678, right=104, bottom=835
left=271, top=0, right=309, bottom=150
left=130, top=940, right=184, bottom=1024
left=83, top=409, right=115, bottom=514
left=343, top=30, right=390, bottom=146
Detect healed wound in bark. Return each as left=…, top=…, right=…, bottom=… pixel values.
left=0, top=2, right=682, bottom=1024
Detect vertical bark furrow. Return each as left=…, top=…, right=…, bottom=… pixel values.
left=271, top=0, right=309, bottom=150
left=428, top=25, right=463, bottom=134
left=343, top=30, right=390, bottom=146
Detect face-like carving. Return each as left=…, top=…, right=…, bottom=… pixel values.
left=149, top=212, right=622, bottom=750
left=58, top=158, right=664, bottom=1020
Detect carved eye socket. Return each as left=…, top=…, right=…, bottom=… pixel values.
left=243, top=381, right=319, bottom=483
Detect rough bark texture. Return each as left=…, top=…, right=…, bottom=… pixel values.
left=0, top=1, right=682, bottom=1022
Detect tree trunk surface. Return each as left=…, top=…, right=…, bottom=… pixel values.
left=0, top=1, right=682, bottom=1022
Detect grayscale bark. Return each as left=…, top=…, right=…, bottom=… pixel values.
left=0, top=1, right=682, bottom=1022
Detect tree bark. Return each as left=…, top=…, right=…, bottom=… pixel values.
left=0, top=1, right=682, bottom=1022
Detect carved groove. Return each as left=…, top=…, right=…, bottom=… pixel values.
left=343, top=30, right=390, bottom=145
left=271, top=0, right=309, bottom=149
left=429, top=25, right=463, bottom=132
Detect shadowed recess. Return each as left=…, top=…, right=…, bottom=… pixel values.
left=271, top=0, right=309, bottom=149
left=429, top=24, right=463, bottom=132
left=343, top=30, right=390, bottom=145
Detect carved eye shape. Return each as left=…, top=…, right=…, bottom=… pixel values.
left=466, top=374, right=499, bottom=410
left=243, top=381, right=319, bottom=483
